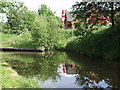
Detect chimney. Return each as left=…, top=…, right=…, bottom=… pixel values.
left=62, top=10, right=67, bottom=24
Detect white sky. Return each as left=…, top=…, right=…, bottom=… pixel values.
left=0, top=0, right=81, bottom=22
left=20, top=0, right=81, bottom=17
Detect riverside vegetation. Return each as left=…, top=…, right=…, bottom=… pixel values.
left=0, top=1, right=74, bottom=88
left=0, top=0, right=120, bottom=88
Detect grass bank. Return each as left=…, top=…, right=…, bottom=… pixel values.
left=0, top=32, right=34, bottom=48
left=0, top=61, right=39, bottom=88
left=0, top=29, right=75, bottom=50
left=66, top=25, right=120, bottom=60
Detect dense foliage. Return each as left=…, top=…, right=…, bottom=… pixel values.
left=31, top=4, right=71, bottom=50
left=72, top=2, right=120, bottom=27
left=1, top=1, right=68, bottom=49
left=31, top=15, right=60, bottom=49
left=0, top=0, right=37, bottom=34
left=67, top=25, right=120, bottom=60
left=71, top=2, right=120, bottom=37
left=38, top=4, right=55, bottom=16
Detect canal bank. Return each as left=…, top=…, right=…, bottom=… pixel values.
left=66, top=25, right=120, bottom=60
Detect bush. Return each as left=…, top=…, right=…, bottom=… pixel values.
left=31, top=15, right=64, bottom=50
left=66, top=25, right=120, bottom=60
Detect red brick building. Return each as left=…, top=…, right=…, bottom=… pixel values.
left=62, top=10, right=76, bottom=29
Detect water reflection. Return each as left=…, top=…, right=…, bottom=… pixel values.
left=63, top=64, right=80, bottom=74
left=2, top=51, right=120, bottom=88
left=39, top=64, right=113, bottom=88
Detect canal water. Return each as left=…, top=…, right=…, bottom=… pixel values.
left=2, top=51, right=120, bottom=88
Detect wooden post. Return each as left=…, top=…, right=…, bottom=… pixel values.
left=71, top=22, right=75, bottom=30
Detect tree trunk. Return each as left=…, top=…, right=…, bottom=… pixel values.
left=111, top=2, right=115, bottom=27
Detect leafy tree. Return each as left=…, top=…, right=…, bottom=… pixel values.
left=0, top=0, right=37, bottom=34
left=31, top=4, right=64, bottom=49
left=22, top=11, right=37, bottom=32
left=71, top=2, right=120, bottom=27
left=38, top=4, right=55, bottom=16
left=31, top=15, right=61, bottom=50
left=0, top=0, right=14, bottom=14
left=7, top=5, right=28, bottom=34
left=38, top=4, right=63, bottom=27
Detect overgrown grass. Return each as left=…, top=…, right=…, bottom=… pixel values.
left=0, top=61, right=39, bottom=88
left=0, top=32, right=35, bottom=48
left=66, top=25, right=120, bottom=60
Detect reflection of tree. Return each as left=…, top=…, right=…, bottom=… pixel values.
left=3, top=51, right=69, bottom=81
left=75, top=75, right=94, bottom=88
left=62, top=63, right=111, bottom=88
left=66, top=51, right=120, bottom=88
left=62, top=63, right=112, bottom=88
left=75, top=74, right=113, bottom=88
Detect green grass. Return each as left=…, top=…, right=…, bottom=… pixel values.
left=0, top=33, right=16, bottom=48
left=0, top=61, right=39, bottom=88
left=0, top=32, right=35, bottom=48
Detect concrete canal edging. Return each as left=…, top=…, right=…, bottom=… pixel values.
left=0, top=48, right=45, bottom=52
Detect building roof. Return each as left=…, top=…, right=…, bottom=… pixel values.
left=66, top=11, right=75, bottom=22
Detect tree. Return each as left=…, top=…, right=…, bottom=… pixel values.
left=31, top=4, right=63, bottom=49
left=31, top=15, right=62, bottom=49
left=38, top=4, right=63, bottom=28
left=1, top=0, right=26, bottom=34
left=38, top=4, right=55, bottom=16
left=71, top=2, right=120, bottom=27
left=0, top=0, right=37, bottom=34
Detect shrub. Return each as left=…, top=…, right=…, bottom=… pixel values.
left=66, top=25, right=120, bottom=59
left=31, top=15, right=63, bottom=50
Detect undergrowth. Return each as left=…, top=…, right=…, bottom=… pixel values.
left=66, top=25, right=120, bottom=60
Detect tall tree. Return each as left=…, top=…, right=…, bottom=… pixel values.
left=38, top=4, right=55, bottom=16
left=38, top=4, right=62, bottom=28
left=0, top=0, right=37, bottom=34
left=71, top=2, right=120, bottom=27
